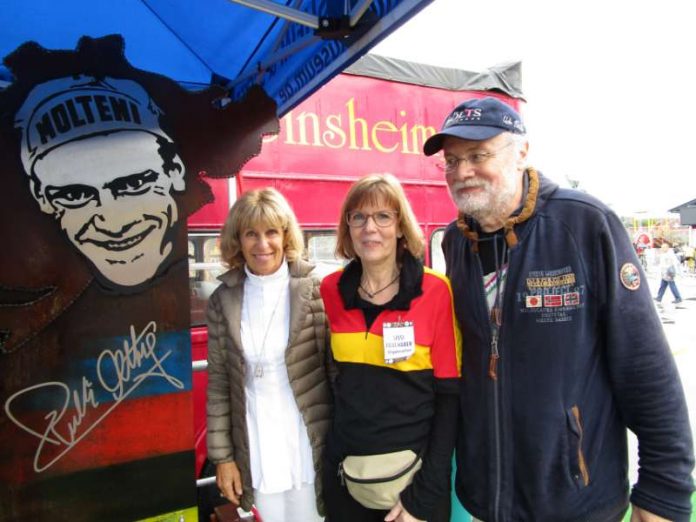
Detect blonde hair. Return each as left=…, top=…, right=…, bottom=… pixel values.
left=335, top=173, right=424, bottom=260
left=220, top=188, right=304, bottom=269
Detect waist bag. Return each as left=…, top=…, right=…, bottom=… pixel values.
left=339, top=449, right=422, bottom=510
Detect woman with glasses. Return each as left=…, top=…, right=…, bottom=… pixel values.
left=206, top=188, right=332, bottom=522
left=319, top=174, right=462, bottom=522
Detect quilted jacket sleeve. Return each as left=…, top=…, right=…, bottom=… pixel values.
left=311, top=277, right=337, bottom=387
left=206, top=291, right=234, bottom=464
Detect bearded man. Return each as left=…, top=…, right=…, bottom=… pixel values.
left=424, top=97, right=694, bottom=522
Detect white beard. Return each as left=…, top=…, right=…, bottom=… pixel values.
left=449, top=170, right=519, bottom=224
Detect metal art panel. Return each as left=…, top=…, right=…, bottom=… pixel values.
left=0, top=35, right=278, bottom=521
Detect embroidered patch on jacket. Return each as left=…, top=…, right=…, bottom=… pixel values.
left=525, top=295, right=542, bottom=308
left=619, top=263, right=640, bottom=290
left=563, top=292, right=580, bottom=306
left=543, top=294, right=563, bottom=307
left=519, top=265, right=585, bottom=324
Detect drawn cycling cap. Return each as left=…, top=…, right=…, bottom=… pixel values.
left=15, top=75, right=174, bottom=175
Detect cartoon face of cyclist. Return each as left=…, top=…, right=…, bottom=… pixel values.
left=32, top=132, right=184, bottom=288
left=16, top=75, right=186, bottom=289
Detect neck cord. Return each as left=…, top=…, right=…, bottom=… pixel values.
left=488, top=237, right=508, bottom=380
left=247, top=283, right=286, bottom=378
left=359, top=271, right=400, bottom=299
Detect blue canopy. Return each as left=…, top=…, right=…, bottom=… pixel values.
left=0, top=0, right=432, bottom=115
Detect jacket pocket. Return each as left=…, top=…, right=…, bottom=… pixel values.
left=566, top=405, right=590, bottom=488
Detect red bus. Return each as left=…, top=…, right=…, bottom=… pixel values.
left=187, top=54, right=524, bottom=518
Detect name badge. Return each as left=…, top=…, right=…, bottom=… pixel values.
left=383, top=321, right=415, bottom=364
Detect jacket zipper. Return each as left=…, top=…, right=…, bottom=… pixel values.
left=476, top=255, right=503, bottom=522
left=492, top=362, right=502, bottom=522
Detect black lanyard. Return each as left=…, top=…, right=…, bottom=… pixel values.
left=486, top=236, right=508, bottom=380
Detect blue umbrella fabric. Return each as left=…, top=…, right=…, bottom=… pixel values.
left=0, top=0, right=433, bottom=115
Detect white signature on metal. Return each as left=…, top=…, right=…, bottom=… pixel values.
left=4, top=321, right=184, bottom=472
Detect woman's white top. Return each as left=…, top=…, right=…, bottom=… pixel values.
left=240, top=261, right=315, bottom=493
left=659, top=248, right=680, bottom=278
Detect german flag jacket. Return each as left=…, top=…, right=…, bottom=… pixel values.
left=320, top=252, right=462, bottom=518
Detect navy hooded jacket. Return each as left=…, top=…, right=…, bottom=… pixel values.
left=443, top=171, right=694, bottom=522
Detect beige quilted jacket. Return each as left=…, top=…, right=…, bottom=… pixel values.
left=206, top=259, right=332, bottom=514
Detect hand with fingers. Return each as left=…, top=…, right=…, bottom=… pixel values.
left=384, top=500, right=425, bottom=522
left=630, top=505, right=673, bottom=522
left=216, top=461, right=243, bottom=505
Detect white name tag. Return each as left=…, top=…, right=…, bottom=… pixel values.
left=383, top=321, right=415, bottom=364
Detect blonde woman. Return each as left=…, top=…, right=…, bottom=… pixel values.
left=320, top=174, right=461, bottom=522
left=206, top=188, right=332, bottom=522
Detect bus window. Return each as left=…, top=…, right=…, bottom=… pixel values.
left=430, top=228, right=446, bottom=274
left=305, top=230, right=345, bottom=279
left=188, top=240, right=196, bottom=277
left=189, top=232, right=225, bottom=327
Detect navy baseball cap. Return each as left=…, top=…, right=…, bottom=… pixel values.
left=423, top=97, right=526, bottom=156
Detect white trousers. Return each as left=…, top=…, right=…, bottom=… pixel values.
left=253, top=483, right=323, bottom=522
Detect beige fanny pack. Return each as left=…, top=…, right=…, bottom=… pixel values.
left=339, top=449, right=423, bottom=510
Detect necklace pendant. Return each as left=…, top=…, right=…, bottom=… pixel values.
left=254, top=363, right=264, bottom=378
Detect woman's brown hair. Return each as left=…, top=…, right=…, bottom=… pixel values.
left=335, top=173, right=424, bottom=260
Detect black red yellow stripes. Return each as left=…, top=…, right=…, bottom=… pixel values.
left=322, top=267, right=461, bottom=377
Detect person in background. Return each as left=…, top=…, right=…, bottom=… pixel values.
left=655, top=242, right=683, bottom=305
left=633, top=239, right=649, bottom=270
left=683, top=244, right=695, bottom=274
left=423, top=96, right=694, bottom=522
left=320, top=173, right=461, bottom=522
left=206, top=188, right=332, bottom=522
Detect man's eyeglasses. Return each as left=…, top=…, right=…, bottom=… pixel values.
left=440, top=141, right=513, bottom=174
left=346, top=210, right=398, bottom=228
